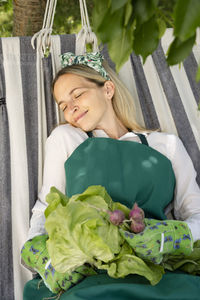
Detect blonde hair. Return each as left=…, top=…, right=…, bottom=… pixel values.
left=52, top=61, right=149, bottom=132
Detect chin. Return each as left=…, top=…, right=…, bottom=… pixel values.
left=78, top=123, right=95, bottom=132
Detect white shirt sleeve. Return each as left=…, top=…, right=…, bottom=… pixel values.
left=148, top=132, right=200, bottom=242
left=27, top=127, right=67, bottom=239
left=27, top=124, right=87, bottom=240
left=166, top=134, right=200, bottom=242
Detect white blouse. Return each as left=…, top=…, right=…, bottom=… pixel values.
left=28, top=124, right=200, bottom=242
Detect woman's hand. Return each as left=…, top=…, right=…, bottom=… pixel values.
left=120, top=218, right=193, bottom=264
left=21, top=234, right=96, bottom=294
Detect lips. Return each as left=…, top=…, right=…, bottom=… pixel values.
left=74, top=110, right=88, bottom=123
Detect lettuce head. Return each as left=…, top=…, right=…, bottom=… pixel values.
left=45, top=185, right=124, bottom=273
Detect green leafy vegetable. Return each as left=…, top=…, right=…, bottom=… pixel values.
left=44, top=185, right=200, bottom=286
left=44, top=185, right=164, bottom=285
left=163, top=240, right=200, bottom=275
left=45, top=186, right=123, bottom=273
left=45, top=186, right=69, bottom=218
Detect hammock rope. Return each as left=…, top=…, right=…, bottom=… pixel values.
left=76, top=0, right=99, bottom=54
left=31, top=0, right=98, bottom=55
left=31, top=0, right=57, bottom=55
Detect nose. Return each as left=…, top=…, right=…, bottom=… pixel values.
left=68, top=100, right=78, bottom=114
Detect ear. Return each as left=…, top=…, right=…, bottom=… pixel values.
left=103, top=81, right=115, bottom=100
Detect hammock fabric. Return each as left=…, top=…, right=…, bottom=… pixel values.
left=0, top=30, right=200, bottom=300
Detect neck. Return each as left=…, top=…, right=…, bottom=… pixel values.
left=96, top=115, right=128, bottom=139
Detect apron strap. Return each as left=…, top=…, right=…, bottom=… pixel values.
left=135, top=133, right=149, bottom=146
left=87, top=131, right=93, bottom=138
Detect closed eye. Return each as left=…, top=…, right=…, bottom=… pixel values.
left=60, top=104, right=67, bottom=112
left=63, top=105, right=67, bottom=112
left=59, top=90, right=85, bottom=111
left=74, top=92, right=84, bottom=99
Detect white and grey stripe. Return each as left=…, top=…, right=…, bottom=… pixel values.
left=130, top=53, right=160, bottom=130
left=20, top=36, right=39, bottom=214
left=183, top=53, right=200, bottom=106
left=2, top=36, right=32, bottom=300
left=152, top=43, right=200, bottom=184
left=0, top=38, right=14, bottom=300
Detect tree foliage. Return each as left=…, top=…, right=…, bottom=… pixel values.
left=0, top=0, right=93, bottom=37
left=92, top=0, right=200, bottom=80
left=53, top=0, right=94, bottom=35
left=0, top=0, right=13, bottom=37
left=1, top=0, right=200, bottom=80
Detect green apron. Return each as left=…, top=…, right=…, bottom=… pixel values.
left=24, top=133, right=200, bottom=300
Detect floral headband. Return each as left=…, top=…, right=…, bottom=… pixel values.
left=60, top=52, right=110, bottom=80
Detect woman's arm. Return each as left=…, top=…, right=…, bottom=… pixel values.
left=167, top=134, right=200, bottom=242
left=27, top=124, right=87, bottom=240
left=27, top=127, right=67, bottom=239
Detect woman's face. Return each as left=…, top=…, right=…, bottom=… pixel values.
left=53, top=73, right=115, bottom=132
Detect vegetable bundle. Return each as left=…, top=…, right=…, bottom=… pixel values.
left=45, top=185, right=164, bottom=285
left=44, top=185, right=200, bottom=286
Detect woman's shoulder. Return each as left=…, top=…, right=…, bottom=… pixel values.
left=49, top=123, right=87, bottom=142
left=146, top=131, right=182, bottom=159
left=147, top=131, right=179, bottom=143
left=45, top=124, right=88, bottom=155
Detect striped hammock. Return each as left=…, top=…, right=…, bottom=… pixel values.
left=0, top=30, right=200, bottom=300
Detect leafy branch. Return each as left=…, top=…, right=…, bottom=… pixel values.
left=92, top=0, right=200, bottom=81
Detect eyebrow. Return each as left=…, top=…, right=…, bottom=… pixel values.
left=57, top=87, right=83, bottom=106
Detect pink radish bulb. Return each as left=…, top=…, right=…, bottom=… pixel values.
left=130, top=219, right=145, bottom=233
left=108, top=210, right=125, bottom=226
left=129, top=203, right=144, bottom=221
left=129, top=203, right=145, bottom=233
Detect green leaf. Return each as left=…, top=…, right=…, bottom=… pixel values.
left=107, top=23, right=134, bottom=72
left=124, top=1, right=133, bottom=27
left=50, top=186, right=69, bottom=206
left=44, top=187, right=69, bottom=218
left=45, top=193, right=61, bottom=218
left=133, top=16, right=159, bottom=63
left=174, top=0, right=200, bottom=41
left=167, top=34, right=196, bottom=66
left=92, top=0, right=110, bottom=33
left=95, top=6, right=124, bottom=43
left=77, top=185, right=113, bottom=208
left=99, top=254, right=164, bottom=285
left=133, top=0, right=159, bottom=25
left=157, top=18, right=166, bottom=39
left=111, top=0, right=129, bottom=13
left=196, top=64, right=200, bottom=82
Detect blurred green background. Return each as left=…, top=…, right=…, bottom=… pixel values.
left=0, top=0, right=94, bottom=37
left=0, top=0, right=174, bottom=37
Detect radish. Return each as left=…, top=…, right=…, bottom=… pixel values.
left=108, top=209, right=125, bottom=225
left=129, top=203, right=145, bottom=233
left=129, top=203, right=144, bottom=221
left=130, top=219, right=145, bottom=233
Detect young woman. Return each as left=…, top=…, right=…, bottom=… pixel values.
left=22, top=52, right=200, bottom=299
